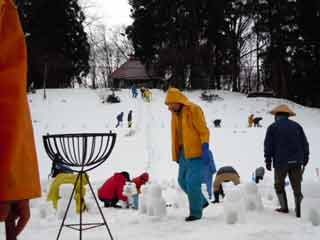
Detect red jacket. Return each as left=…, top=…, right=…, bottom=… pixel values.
left=98, top=173, right=128, bottom=202
left=132, top=173, right=149, bottom=193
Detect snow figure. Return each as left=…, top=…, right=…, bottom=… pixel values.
left=201, top=183, right=210, bottom=202
left=139, top=184, right=150, bottom=214
left=173, top=186, right=188, bottom=209
left=38, top=201, right=54, bottom=219
left=242, top=182, right=263, bottom=211
left=165, top=185, right=188, bottom=209
left=301, top=182, right=320, bottom=226
left=57, top=184, right=76, bottom=220
left=146, top=183, right=166, bottom=217
left=124, top=129, right=136, bottom=137
left=256, top=175, right=275, bottom=202
left=41, top=179, right=51, bottom=194
left=223, top=187, right=246, bottom=224
left=123, top=181, right=138, bottom=208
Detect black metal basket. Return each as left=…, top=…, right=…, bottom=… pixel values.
left=43, top=132, right=117, bottom=240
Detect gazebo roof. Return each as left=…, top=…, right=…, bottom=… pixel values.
left=111, top=57, right=161, bottom=81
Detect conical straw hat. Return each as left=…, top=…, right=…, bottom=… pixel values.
left=270, top=104, right=296, bottom=116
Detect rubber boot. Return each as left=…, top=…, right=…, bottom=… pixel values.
left=211, top=192, right=220, bottom=204
left=220, top=185, right=225, bottom=199
left=294, top=194, right=303, bottom=218
left=276, top=192, right=289, bottom=213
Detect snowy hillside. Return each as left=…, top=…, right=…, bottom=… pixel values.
left=7, top=88, right=320, bottom=239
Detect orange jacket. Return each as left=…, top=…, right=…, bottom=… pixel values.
left=165, top=88, right=209, bottom=161
left=0, top=0, right=41, bottom=201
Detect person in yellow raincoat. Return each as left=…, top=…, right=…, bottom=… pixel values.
left=165, top=88, right=210, bottom=221
left=144, top=89, right=152, bottom=102
left=47, top=173, right=88, bottom=214
left=0, top=0, right=41, bottom=239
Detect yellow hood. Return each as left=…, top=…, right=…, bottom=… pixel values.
left=165, top=88, right=190, bottom=106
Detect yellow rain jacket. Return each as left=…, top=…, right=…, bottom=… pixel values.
left=0, top=0, right=41, bottom=201
left=47, top=173, right=88, bottom=214
left=165, top=88, right=209, bottom=161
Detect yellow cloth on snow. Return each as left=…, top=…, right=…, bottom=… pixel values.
left=47, top=173, right=88, bottom=213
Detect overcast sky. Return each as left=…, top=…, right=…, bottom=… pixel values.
left=85, top=0, right=133, bottom=28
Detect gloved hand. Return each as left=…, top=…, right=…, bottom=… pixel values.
left=202, top=143, right=210, bottom=165
left=266, top=162, right=271, bottom=171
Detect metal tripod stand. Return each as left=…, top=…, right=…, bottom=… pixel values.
left=43, top=132, right=116, bottom=240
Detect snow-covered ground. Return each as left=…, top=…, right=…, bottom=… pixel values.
left=5, top=88, right=320, bottom=239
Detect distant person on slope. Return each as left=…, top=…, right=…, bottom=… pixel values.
left=264, top=104, right=309, bottom=218
left=115, top=112, right=124, bottom=128
left=127, top=110, right=133, bottom=128
left=165, top=88, right=210, bottom=222
left=0, top=1, right=41, bottom=239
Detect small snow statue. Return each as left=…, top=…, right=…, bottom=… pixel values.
left=139, top=184, right=150, bottom=214
left=146, top=183, right=166, bottom=217
left=301, top=182, right=320, bottom=226
left=173, top=186, right=188, bottom=209
left=223, top=187, right=246, bottom=224
left=242, top=182, right=263, bottom=211
left=201, top=183, right=210, bottom=202
left=125, top=129, right=136, bottom=137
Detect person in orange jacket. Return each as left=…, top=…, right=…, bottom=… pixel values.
left=0, top=0, right=41, bottom=239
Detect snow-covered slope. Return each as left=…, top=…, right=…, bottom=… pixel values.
left=10, top=88, right=320, bottom=239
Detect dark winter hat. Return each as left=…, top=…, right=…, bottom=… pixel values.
left=120, top=171, right=130, bottom=181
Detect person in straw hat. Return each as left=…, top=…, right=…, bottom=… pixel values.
left=264, top=104, right=309, bottom=218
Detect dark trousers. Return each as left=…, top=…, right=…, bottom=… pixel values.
left=274, top=166, right=302, bottom=196
left=0, top=201, right=18, bottom=240
left=99, top=197, right=119, bottom=207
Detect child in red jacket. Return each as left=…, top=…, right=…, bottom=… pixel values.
left=131, top=172, right=149, bottom=209
left=98, top=172, right=130, bottom=208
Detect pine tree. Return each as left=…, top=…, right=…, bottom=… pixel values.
left=16, top=0, right=90, bottom=88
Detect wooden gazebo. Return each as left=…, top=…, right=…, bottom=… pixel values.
left=110, top=56, right=163, bottom=88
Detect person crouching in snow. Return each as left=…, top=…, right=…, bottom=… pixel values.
left=98, top=172, right=130, bottom=208
left=131, top=172, right=149, bottom=209
left=203, top=150, right=216, bottom=200
left=165, top=88, right=210, bottom=222
left=212, top=166, right=240, bottom=203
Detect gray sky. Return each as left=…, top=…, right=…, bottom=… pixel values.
left=85, top=0, right=133, bottom=28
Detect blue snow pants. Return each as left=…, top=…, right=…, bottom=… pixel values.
left=178, top=150, right=208, bottom=218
